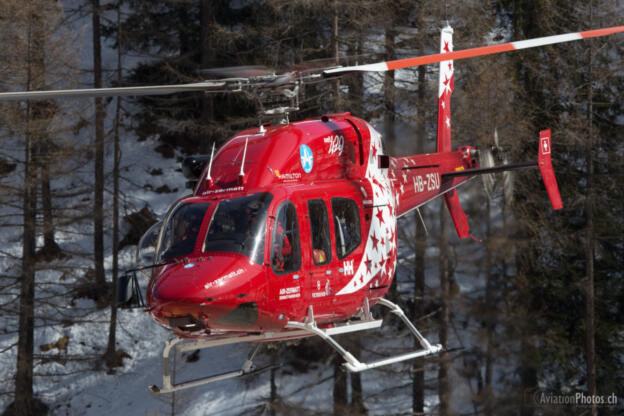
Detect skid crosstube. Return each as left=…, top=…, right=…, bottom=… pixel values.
left=149, top=298, right=440, bottom=394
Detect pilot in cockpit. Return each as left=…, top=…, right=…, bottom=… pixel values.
left=163, top=207, right=203, bottom=259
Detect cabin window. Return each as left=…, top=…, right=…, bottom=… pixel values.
left=271, top=201, right=301, bottom=274
left=332, top=198, right=361, bottom=259
left=203, top=192, right=273, bottom=265
left=159, top=203, right=210, bottom=261
left=138, top=221, right=162, bottom=266
left=308, top=199, right=331, bottom=266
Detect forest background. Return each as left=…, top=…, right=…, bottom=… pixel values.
left=0, top=0, right=622, bottom=415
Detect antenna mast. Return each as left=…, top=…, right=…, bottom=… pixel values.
left=238, top=138, right=249, bottom=184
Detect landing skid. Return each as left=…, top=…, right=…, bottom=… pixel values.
left=287, top=298, right=442, bottom=372
left=149, top=297, right=440, bottom=394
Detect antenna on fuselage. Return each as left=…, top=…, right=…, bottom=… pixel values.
left=206, top=142, right=216, bottom=187
left=238, top=138, right=249, bottom=185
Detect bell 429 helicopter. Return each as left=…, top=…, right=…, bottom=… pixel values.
left=1, top=23, right=622, bottom=394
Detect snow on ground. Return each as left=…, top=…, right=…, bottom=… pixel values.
left=0, top=111, right=442, bottom=415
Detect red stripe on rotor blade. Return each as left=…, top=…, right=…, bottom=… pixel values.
left=385, top=43, right=515, bottom=71
left=383, top=26, right=623, bottom=71
left=580, top=25, right=624, bottom=38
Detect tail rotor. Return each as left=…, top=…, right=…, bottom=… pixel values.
left=479, top=128, right=515, bottom=205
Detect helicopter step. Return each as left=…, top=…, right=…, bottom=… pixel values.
left=286, top=298, right=442, bottom=373
left=149, top=315, right=385, bottom=394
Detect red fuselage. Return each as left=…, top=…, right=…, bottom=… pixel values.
left=145, top=113, right=476, bottom=339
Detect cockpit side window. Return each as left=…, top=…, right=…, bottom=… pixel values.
left=308, top=199, right=331, bottom=266
left=271, top=201, right=301, bottom=274
left=203, top=192, right=273, bottom=265
left=158, top=203, right=210, bottom=262
left=331, top=198, right=361, bottom=259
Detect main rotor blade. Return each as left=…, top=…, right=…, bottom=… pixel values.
left=0, top=81, right=227, bottom=101
left=324, top=25, right=624, bottom=76
left=199, top=65, right=276, bottom=78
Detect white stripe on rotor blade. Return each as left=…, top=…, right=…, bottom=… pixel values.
left=511, top=33, right=583, bottom=50
left=324, top=62, right=389, bottom=75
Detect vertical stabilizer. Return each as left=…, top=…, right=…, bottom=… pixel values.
left=437, top=25, right=454, bottom=153
left=437, top=25, right=471, bottom=239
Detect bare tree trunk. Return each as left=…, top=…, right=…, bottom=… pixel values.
left=333, top=353, right=347, bottom=415
left=106, top=0, right=123, bottom=369
left=13, top=7, right=44, bottom=414
left=483, top=199, right=495, bottom=416
left=14, top=109, right=39, bottom=416
left=92, top=0, right=106, bottom=290
left=269, top=365, right=277, bottom=416
left=200, top=0, right=214, bottom=153
left=384, top=26, right=397, bottom=302
left=585, top=5, right=597, bottom=415
left=519, top=330, right=536, bottom=416
left=412, top=58, right=427, bottom=416
left=33, top=1, right=58, bottom=261
left=350, top=28, right=364, bottom=117
left=348, top=336, right=366, bottom=414
left=332, top=1, right=340, bottom=111
left=383, top=27, right=396, bottom=147
left=438, top=204, right=451, bottom=416
left=40, top=145, right=58, bottom=255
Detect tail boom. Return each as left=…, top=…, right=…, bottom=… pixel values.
left=389, top=147, right=478, bottom=219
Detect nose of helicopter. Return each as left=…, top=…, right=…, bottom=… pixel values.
left=148, top=254, right=266, bottom=334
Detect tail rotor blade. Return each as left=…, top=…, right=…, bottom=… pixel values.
left=479, top=148, right=496, bottom=199
left=502, top=154, right=515, bottom=206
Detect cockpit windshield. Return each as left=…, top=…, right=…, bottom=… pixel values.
left=158, top=202, right=210, bottom=262
left=203, top=192, right=273, bottom=265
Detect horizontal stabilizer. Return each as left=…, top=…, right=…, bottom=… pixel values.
left=537, top=129, right=563, bottom=210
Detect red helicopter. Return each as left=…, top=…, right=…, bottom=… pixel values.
left=1, top=24, right=622, bottom=394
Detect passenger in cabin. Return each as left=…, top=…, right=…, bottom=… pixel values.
left=312, top=231, right=327, bottom=264
left=272, top=222, right=292, bottom=271
left=313, top=248, right=326, bottom=264
left=308, top=200, right=330, bottom=266
left=241, top=198, right=262, bottom=248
